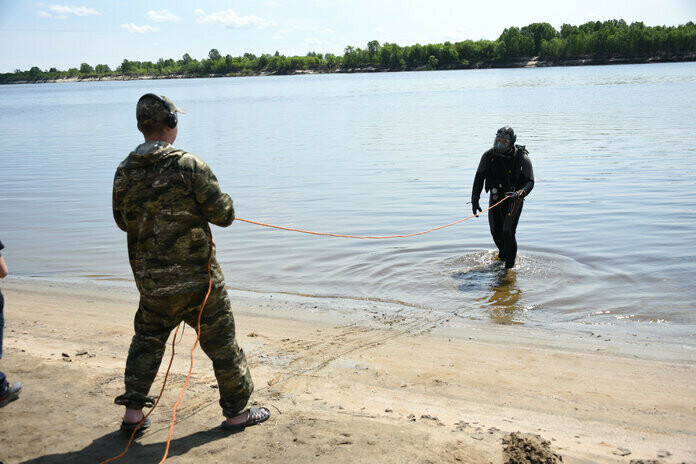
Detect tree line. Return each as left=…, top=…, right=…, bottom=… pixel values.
left=2, top=19, right=695, bottom=83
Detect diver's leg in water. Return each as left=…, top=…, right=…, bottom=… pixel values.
left=488, top=198, right=506, bottom=260
left=502, top=201, right=524, bottom=268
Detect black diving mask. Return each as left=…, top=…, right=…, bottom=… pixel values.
left=493, top=134, right=512, bottom=152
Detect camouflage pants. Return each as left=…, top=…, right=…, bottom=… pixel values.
left=115, top=287, right=253, bottom=418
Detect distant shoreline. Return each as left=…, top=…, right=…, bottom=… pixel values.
left=4, top=53, right=695, bottom=85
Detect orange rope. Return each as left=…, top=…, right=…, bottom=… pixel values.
left=101, top=195, right=510, bottom=463
left=99, top=322, right=182, bottom=464
left=158, top=230, right=214, bottom=463
left=236, top=195, right=510, bottom=239
left=100, top=230, right=215, bottom=464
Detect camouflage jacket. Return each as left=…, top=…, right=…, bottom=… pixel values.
left=113, top=141, right=234, bottom=297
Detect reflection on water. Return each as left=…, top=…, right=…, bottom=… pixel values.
left=1, top=63, right=696, bottom=337
left=480, top=269, right=523, bottom=325
left=452, top=255, right=503, bottom=292
left=452, top=255, right=524, bottom=325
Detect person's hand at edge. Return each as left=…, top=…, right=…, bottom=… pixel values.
left=472, top=196, right=482, bottom=216
left=505, top=190, right=525, bottom=200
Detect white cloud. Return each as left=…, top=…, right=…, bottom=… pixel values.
left=275, top=24, right=335, bottom=37
left=304, top=37, right=322, bottom=46
left=49, top=5, right=101, bottom=16
left=121, top=23, right=160, bottom=34
left=146, top=9, right=182, bottom=22
left=37, top=4, right=101, bottom=19
left=194, top=9, right=205, bottom=16
left=195, top=9, right=275, bottom=29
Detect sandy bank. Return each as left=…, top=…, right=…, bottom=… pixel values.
left=0, top=278, right=693, bottom=463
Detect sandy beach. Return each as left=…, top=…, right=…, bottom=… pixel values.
left=0, top=278, right=694, bottom=464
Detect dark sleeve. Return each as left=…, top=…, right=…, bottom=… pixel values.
left=520, top=155, right=534, bottom=196
left=0, top=240, right=4, bottom=252
left=112, top=169, right=128, bottom=232
left=471, top=153, right=487, bottom=199
left=192, top=160, right=235, bottom=227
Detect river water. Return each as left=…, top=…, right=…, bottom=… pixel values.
left=1, top=63, right=695, bottom=341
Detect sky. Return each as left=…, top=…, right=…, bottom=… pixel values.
left=1, top=0, right=695, bottom=73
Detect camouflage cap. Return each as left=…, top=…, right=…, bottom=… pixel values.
left=136, top=94, right=186, bottom=125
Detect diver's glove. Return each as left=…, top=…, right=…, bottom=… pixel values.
left=472, top=195, right=482, bottom=216
left=505, top=190, right=525, bottom=200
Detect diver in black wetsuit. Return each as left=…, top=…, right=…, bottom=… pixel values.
left=471, top=126, right=535, bottom=268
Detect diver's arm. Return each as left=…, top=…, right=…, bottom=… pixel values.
left=471, top=154, right=486, bottom=200
left=519, top=156, right=534, bottom=197
left=471, top=154, right=487, bottom=215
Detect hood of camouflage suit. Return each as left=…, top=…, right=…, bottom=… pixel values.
left=119, top=141, right=182, bottom=181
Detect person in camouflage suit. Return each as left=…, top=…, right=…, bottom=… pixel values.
left=112, top=93, right=270, bottom=433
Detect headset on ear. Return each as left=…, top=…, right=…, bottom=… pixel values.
left=138, top=93, right=177, bottom=129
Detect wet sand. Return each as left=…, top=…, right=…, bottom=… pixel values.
left=0, top=278, right=694, bottom=463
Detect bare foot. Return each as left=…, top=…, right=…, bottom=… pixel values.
left=123, top=407, right=145, bottom=424
left=222, top=407, right=271, bottom=429
left=224, top=410, right=249, bottom=427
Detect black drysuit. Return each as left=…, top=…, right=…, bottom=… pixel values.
left=471, top=146, right=534, bottom=268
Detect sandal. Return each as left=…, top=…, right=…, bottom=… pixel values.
left=220, top=406, right=271, bottom=432
left=120, top=416, right=152, bottom=433
left=0, top=381, right=22, bottom=407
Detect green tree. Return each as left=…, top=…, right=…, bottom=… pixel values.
left=208, top=49, right=222, bottom=61
left=213, top=59, right=228, bottom=74
left=521, top=22, right=559, bottom=55
left=4, top=19, right=695, bottom=83
left=540, top=37, right=563, bottom=59
left=200, top=58, right=213, bottom=73
left=439, top=42, right=459, bottom=66
left=428, top=55, right=439, bottom=69
left=267, top=54, right=287, bottom=73
left=29, top=66, right=43, bottom=78
left=80, top=62, right=94, bottom=74
left=343, top=45, right=359, bottom=67
left=403, top=44, right=421, bottom=66
left=324, top=53, right=340, bottom=69
left=378, top=43, right=402, bottom=68
left=498, top=27, right=523, bottom=57
left=478, top=40, right=497, bottom=59
left=367, top=39, right=381, bottom=64
left=225, top=55, right=241, bottom=73
left=95, top=64, right=111, bottom=74
left=560, top=24, right=577, bottom=39
left=119, top=59, right=133, bottom=73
